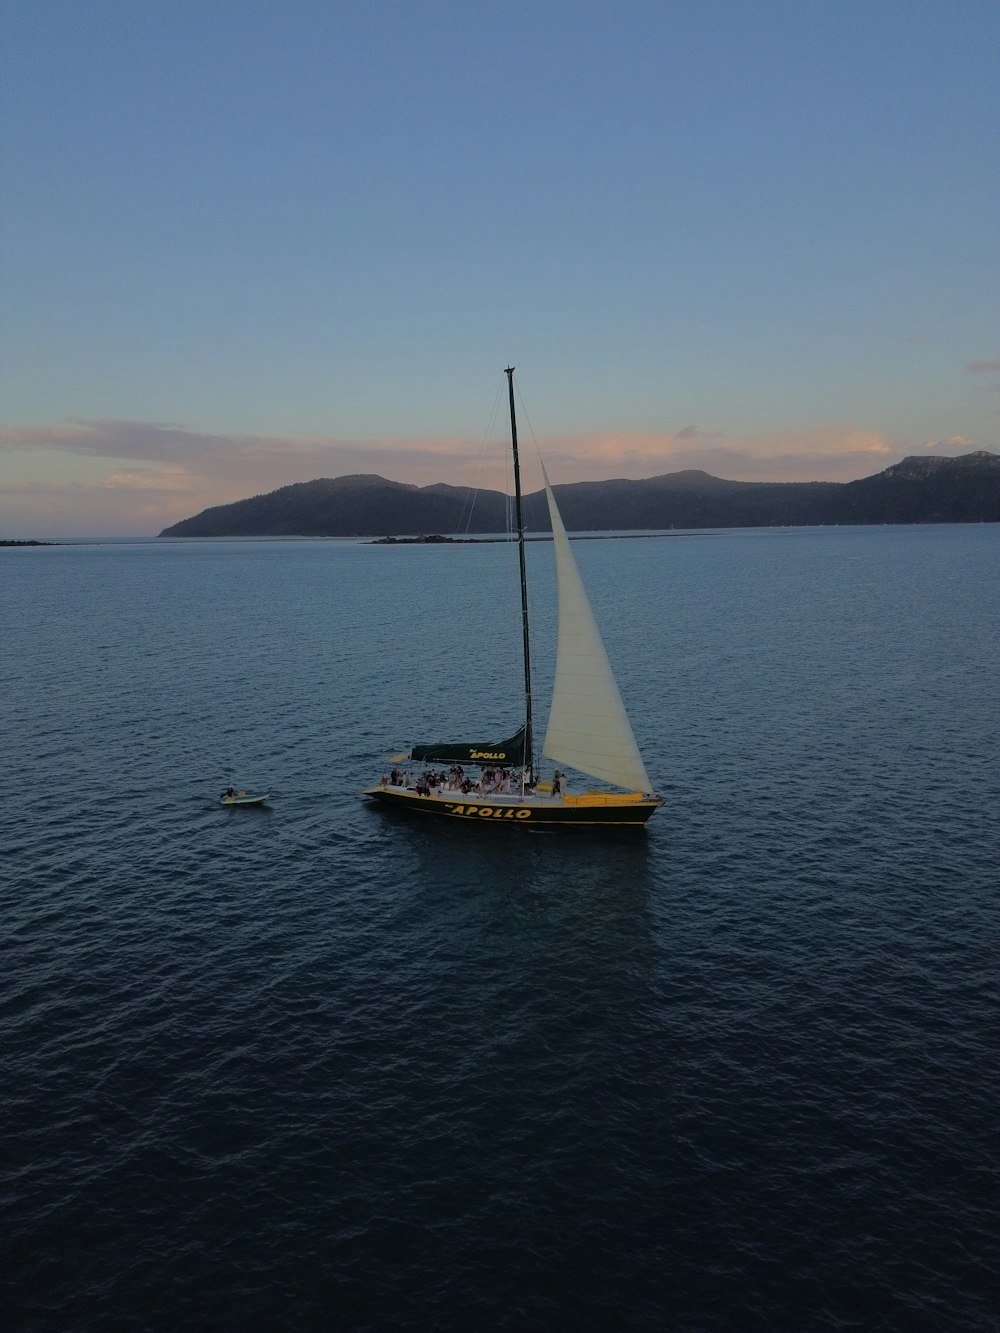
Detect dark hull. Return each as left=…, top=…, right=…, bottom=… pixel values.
left=363, top=785, right=660, bottom=827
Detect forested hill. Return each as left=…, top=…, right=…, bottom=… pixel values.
left=159, top=451, right=1000, bottom=537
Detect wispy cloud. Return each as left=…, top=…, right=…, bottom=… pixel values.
left=537, top=426, right=898, bottom=483
left=102, top=465, right=195, bottom=492
left=963, top=360, right=1000, bottom=394
left=917, top=435, right=973, bottom=452
left=672, top=424, right=728, bottom=442
left=0, top=419, right=485, bottom=486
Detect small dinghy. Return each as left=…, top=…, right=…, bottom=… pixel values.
left=220, top=788, right=269, bottom=807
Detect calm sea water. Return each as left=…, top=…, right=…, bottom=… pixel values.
left=4, top=526, right=998, bottom=1331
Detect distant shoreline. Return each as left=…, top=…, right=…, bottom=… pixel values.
left=367, top=531, right=711, bottom=544
left=4, top=521, right=999, bottom=547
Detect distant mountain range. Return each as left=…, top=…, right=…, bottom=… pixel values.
left=159, top=450, right=1000, bottom=537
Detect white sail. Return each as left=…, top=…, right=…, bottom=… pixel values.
left=540, top=466, right=654, bottom=793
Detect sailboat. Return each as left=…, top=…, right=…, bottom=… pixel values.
left=363, top=368, right=662, bottom=827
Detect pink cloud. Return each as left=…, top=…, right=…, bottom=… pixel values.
left=915, top=435, right=978, bottom=454
left=535, top=426, right=898, bottom=483
left=103, top=465, right=195, bottom=491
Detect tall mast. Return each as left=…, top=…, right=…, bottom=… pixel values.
left=505, top=366, right=534, bottom=779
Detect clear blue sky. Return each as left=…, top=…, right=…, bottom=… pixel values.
left=2, top=0, right=998, bottom=535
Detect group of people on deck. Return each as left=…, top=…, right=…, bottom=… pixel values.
left=385, top=764, right=566, bottom=800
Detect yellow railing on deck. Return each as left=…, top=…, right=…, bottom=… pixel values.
left=562, top=792, right=648, bottom=807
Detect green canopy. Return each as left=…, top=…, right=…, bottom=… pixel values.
left=410, top=725, right=528, bottom=766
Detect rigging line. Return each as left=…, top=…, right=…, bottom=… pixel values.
left=515, top=385, right=545, bottom=478
left=512, top=377, right=550, bottom=536
left=457, top=379, right=506, bottom=537
left=457, top=376, right=523, bottom=723
left=482, top=373, right=525, bottom=721
left=506, top=374, right=543, bottom=753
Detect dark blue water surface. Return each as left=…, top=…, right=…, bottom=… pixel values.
left=3, top=526, right=998, bottom=1331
